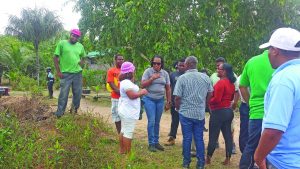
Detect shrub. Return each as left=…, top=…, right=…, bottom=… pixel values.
left=82, top=69, right=106, bottom=89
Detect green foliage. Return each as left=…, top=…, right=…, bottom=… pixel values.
left=5, top=7, right=63, bottom=85
left=0, top=109, right=239, bottom=168
left=0, top=34, right=61, bottom=84
left=82, top=69, right=106, bottom=88
left=0, top=36, right=34, bottom=73
left=76, top=0, right=300, bottom=74
left=47, top=140, right=65, bottom=167
left=7, top=71, right=43, bottom=96
left=55, top=117, right=78, bottom=133
left=0, top=113, right=41, bottom=168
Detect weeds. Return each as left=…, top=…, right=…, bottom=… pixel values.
left=0, top=108, right=239, bottom=169
left=46, top=140, right=65, bottom=167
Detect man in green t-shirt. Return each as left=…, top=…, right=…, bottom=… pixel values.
left=239, top=50, right=274, bottom=169
left=53, top=29, right=86, bottom=118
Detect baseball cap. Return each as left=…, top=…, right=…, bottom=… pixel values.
left=70, top=29, right=81, bottom=37
left=121, top=62, right=135, bottom=74
left=259, top=27, right=300, bottom=51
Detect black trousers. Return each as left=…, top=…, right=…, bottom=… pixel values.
left=207, top=108, right=234, bottom=158
left=168, top=106, right=179, bottom=139
left=47, top=81, right=54, bottom=97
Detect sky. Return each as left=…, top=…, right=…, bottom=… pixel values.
left=0, top=0, right=81, bottom=34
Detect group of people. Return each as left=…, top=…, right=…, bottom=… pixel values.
left=52, top=27, right=300, bottom=169
left=106, top=53, right=236, bottom=169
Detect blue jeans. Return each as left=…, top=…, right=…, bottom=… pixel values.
left=239, top=119, right=262, bottom=169
left=239, top=103, right=249, bottom=153
left=179, top=114, right=205, bottom=168
left=55, top=72, right=82, bottom=116
left=143, top=96, right=164, bottom=145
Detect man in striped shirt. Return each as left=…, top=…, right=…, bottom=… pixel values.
left=174, top=56, right=213, bottom=169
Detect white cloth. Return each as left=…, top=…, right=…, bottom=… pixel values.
left=118, top=79, right=141, bottom=120
left=237, top=76, right=250, bottom=103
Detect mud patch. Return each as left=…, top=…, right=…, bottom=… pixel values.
left=0, top=96, right=53, bottom=121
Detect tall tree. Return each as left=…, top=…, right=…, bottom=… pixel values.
left=75, top=0, right=300, bottom=74
left=5, top=8, right=63, bottom=85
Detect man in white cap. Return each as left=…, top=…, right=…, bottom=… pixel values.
left=254, top=27, right=300, bottom=169
left=53, top=29, right=86, bottom=118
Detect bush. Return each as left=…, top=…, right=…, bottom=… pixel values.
left=82, top=69, right=106, bottom=89
left=7, top=71, right=43, bottom=96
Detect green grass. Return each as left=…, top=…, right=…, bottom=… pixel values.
left=0, top=93, right=240, bottom=169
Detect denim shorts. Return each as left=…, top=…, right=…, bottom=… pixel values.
left=111, top=98, right=121, bottom=122
left=120, top=116, right=137, bottom=139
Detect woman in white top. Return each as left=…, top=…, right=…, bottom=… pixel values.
left=118, top=62, right=148, bottom=154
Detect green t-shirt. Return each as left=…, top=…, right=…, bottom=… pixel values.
left=210, top=72, right=219, bottom=86
left=54, top=40, right=86, bottom=73
left=240, top=50, right=274, bottom=119
left=210, top=72, right=239, bottom=91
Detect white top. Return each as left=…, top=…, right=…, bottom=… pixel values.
left=118, top=79, right=141, bottom=120
left=237, top=76, right=250, bottom=103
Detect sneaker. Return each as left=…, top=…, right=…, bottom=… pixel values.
left=232, top=143, right=236, bottom=154
left=204, top=127, right=208, bottom=132
left=164, top=137, right=175, bottom=146
left=155, top=143, right=165, bottom=151
left=53, top=112, right=62, bottom=119
left=70, top=108, right=78, bottom=114
left=148, top=145, right=157, bottom=152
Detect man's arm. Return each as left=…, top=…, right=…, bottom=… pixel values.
left=165, top=84, right=172, bottom=111
left=206, top=92, right=212, bottom=106
left=174, top=96, right=181, bottom=111
left=232, top=91, right=240, bottom=110
left=53, top=56, right=63, bottom=79
left=254, top=128, right=283, bottom=169
left=79, top=58, right=85, bottom=68
left=109, top=82, right=120, bottom=94
left=239, top=86, right=250, bottom=105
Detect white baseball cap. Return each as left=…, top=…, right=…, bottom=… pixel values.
left=259, top=27, right=300, bottom=51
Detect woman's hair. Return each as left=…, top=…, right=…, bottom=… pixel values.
left=119, top=72, right=133, bottom=81
left=151, top=55, right=164, bottom=69
left=222, top=63, right=236, bottom=84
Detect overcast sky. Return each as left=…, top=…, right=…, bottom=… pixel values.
left=0, top=0, right=80, bottom=34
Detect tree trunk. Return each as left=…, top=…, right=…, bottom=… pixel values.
left=34, top=40, right=39, bottom=86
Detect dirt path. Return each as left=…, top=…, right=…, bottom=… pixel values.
left=54, top=91, right=242, bottom=167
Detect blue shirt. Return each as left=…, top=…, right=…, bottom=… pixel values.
left=173, top=69, right=213, bottom=120
left=263, top=59, right=300, bottom=169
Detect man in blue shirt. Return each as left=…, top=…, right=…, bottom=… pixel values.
left=254, top=27, right=300, bottom=169
left=46, top=67, right=54, bottom=99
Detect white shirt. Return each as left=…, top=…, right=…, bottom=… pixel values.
left=118, top=79, right=141, bottom=120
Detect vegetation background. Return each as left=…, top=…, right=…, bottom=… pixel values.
left=1, top=1, right=300, bottom=168
left=1, top=0, right=300, bottom=87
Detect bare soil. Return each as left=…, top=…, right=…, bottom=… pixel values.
left=0, top=96, right=53, bottom=121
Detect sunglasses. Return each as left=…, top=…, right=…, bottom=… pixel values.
left=152, top=62, right=161, bottom=66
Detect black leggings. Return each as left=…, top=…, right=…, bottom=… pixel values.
left=207, top=108, right=234, bottom=158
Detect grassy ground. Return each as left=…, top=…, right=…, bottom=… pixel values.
left=0, top=111, right=237, bottom=169
left=0, top=91, right=240, bottom=168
